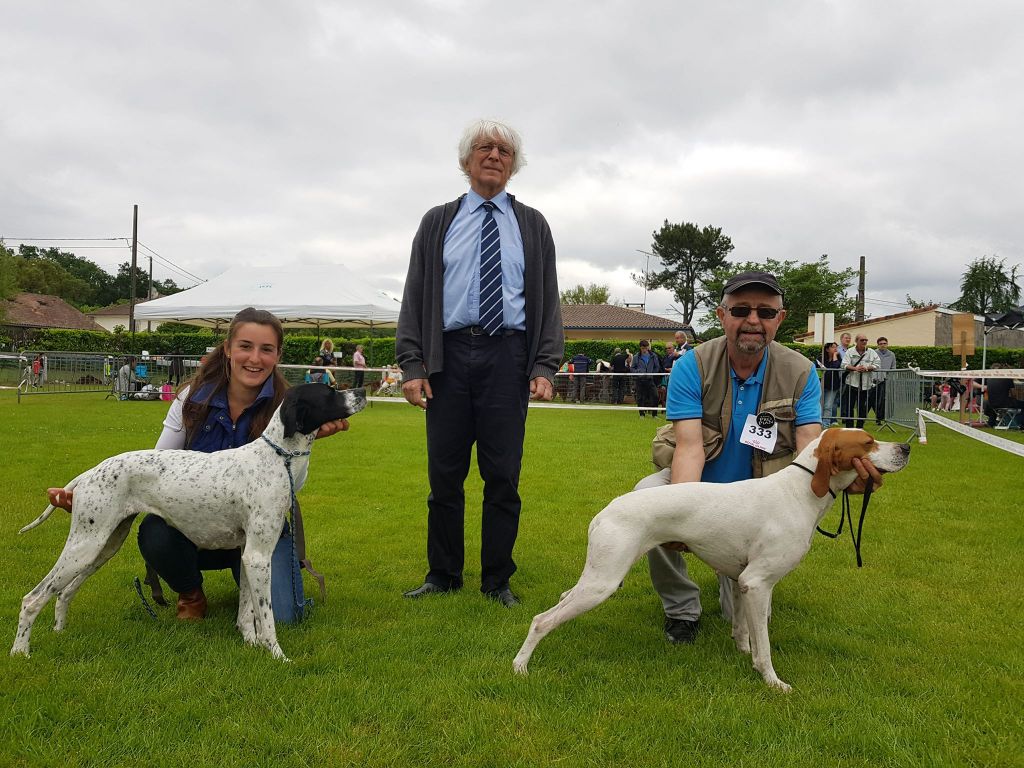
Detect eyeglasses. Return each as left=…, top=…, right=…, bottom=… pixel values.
left=725, top=306, right=782, bottom=319
left=473, top=143, right=513, bottom=158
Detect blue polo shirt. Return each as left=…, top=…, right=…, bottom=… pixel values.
left=666, top=348, right=821, bottom=483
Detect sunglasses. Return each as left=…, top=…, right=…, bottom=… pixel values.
left=725, top=306, right=782, bottom=319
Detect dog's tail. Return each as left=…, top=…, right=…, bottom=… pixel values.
left=19, top=473, right=87, bottom=534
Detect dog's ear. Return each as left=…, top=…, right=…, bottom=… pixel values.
left=281, top=391, right=302, bottom=438
left=811, top=430, right=837, bottom=498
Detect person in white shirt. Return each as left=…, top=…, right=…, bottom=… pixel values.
left=840, top=334, right=881, bottom=427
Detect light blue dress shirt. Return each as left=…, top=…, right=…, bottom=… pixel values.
left=442, top=189, right=526, bottom=331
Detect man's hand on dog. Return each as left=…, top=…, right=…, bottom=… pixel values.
left=847, top=456, right=884, bottom=493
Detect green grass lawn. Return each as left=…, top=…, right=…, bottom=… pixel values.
left=1, top=392, right=1021, bottom=767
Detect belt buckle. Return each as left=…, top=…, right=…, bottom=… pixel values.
left=469, top=325, right=485, bottom=336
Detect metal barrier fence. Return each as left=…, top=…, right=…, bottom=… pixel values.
left=11, top=352, right=207, bottom=402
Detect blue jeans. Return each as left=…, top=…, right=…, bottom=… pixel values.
left=823, top=388, right=840, bottom=426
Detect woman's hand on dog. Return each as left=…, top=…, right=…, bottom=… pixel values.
left=315, top=419, right=350, bottom=439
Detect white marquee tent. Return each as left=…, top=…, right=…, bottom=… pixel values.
left=134, top=264, right=400, bottom=330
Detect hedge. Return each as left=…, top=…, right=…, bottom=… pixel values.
left=20, top=328, right=395, bottom=367
left=16, top=328, right=1024, bottom=372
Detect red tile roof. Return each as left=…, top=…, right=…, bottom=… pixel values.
left=0, top=293, right=107, bottom=331
left=561, top=303, right=692, bottom=332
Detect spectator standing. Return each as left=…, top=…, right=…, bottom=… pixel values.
left=610, top=347, right=629, bottom=404
left=396, top=118, right=563, bottom=607
left=658, top=343, right=677, bottom=408
left=840, top=334, right=880, bottom=427
left=169, top=348, right=185, bottom=386
left=318, top=338, right=338, bottom=367
left=568, top=350, right=592, bottom=403
left=31, top=354, right=42, bottom=387
left=818, top=342, right=843, bottom=427
left=116, top=357, right=137, bottom=399
left=870, top=337, right=897, bottom=425
left=674, top=330, right=693, bottom=355
left=352, top=344, right=367, bottom=388
left=631, top=339, right=662, bottom=417
left=838, top=332, right=852, bottom=357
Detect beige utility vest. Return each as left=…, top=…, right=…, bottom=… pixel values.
left=694, top=336, right=812, bottom=478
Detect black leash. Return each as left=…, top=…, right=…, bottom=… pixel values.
left=816, top=482, right=874, bottom=568
left=791, top=461, right=873, bottom=567
left=261, top=435, right=314, bottom=620
left=133, top=577, right=159, bottom=619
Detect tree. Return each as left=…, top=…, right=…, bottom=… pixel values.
left=633, top=221, right=733, bottom=324
left=950, top=256, right=1021, bottom=314
left=701, top=256, right=858, bottom=342
left=560, top=283, right=612, bottom=305
left=0, top=242, right=18, bottom=300
left=905, top=294, right=936, bottom=310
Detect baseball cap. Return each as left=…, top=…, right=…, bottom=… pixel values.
left=722, top=271, right=784, bottom=299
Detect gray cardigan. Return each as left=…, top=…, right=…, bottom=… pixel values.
left=396, top=193, right=564, bottom=383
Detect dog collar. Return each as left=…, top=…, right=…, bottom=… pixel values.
left=261, top=435, right=311, bottom=460
left=789, top=461, right=836, bottom=499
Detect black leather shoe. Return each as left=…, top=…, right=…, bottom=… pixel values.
left=485, top=587, right=520, bottom=607
left=664, top=616, right=699, bottom=644
left=403, top=582, right=457, bottom=599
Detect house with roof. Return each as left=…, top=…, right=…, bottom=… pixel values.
left=560, top=304, right=696, bottom=342
left=86, top=299, right=160, bottom=332
left=0, top=292, right=106, bottom=342
left=792, top=304, right=1024, bottom=348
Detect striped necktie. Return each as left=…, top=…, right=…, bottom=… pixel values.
left=478, top=201, right=504, bottom=336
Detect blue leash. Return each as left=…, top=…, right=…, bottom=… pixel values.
left=261, top=435, right=314, bottom=620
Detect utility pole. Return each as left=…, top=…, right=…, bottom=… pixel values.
left=856, top=255, right=866, bottom=322
left=129, top=204, right=138, bottom=336
left=147, top=250, right=153, bottom=331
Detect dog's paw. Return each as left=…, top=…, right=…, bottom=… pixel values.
left=767, top=678, right=792, bottom=693
left=512, top=659, right=530, bottom=676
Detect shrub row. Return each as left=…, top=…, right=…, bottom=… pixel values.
left=17, top=328, right=1024, bottom=371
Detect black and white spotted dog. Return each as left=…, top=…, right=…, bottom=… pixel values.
left=11, top=383, right=365, bottom=661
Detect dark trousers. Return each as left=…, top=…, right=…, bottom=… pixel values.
left=424, top=331, right=530, bottom=593
left=137, top=515, right=240, bottom=593
left=869, top=380, right=887, bottom=422
left=353, top=369, right=365, bottom=388
left=611, top=376, right=625, bottom=404
left=842, top=385, right=872, bottom=428
left=635, top=378, right=659, bottom=416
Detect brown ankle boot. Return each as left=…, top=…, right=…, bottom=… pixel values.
left=176, top=587, right=207, bottom=620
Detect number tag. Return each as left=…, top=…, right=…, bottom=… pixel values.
left=740, top=413, right=778, bottom=453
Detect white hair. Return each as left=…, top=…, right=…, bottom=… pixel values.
left=457, top=119, right=527, bottom=179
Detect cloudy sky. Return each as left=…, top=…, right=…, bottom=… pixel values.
left=2, top=1, right=1022, bottom=327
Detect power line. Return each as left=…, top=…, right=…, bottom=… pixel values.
left=137, top=241, right=206, bottom=284
left=1, top=237, right=123, bottom=241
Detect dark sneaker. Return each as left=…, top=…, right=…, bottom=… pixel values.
left=664, top=616, right=700, bottom=644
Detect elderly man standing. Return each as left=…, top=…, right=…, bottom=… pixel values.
left=841, top=334, right=881, bottom=428
left=637, top=272, right=826, bottom=644
left=396, top=119, right=563, bottom=607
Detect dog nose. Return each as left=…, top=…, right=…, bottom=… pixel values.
left=898, top=443, right=911, bottom=456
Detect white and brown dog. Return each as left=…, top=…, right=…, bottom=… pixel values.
left=12, top=383, right=365, bottom=661
left=514, top=429, right=910, bottom=691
